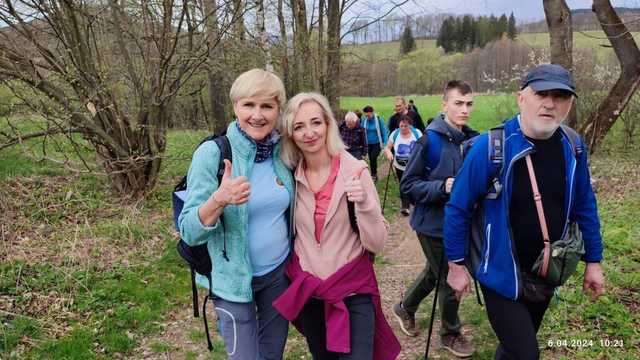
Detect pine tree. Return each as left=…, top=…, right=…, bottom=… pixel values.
left=498, top=14, right=508, bottom=38
left=437, top=17, right=455, bottom=53
left=400, top=24, right=417, bottom=55
left=489, top=14, right=498, bottom=41
left=462, top=15, right=474, bottom=52
left=507, top=12, right=518, bottom=40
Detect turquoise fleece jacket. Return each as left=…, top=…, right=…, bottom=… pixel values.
left=178, top=121, right=295, bottom=303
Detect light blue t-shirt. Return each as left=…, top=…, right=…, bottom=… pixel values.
left=247, top=158, right=290, bottom=276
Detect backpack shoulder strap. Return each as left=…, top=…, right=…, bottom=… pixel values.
left=424, top=130, right=441, bottom=171
left=212, top=135, right=232, bottom=184
left=410, top=126, right=421, bottom=140
left=560, top=125, right=583, bottom=158
left=391, top=129, right=399, bottom=143
left=347, top=200, right=359, bottom=236
left=488, top=125, right=505, bottom=177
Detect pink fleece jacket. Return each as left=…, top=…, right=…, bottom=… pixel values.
left=293, top=150, right=389, bottom=280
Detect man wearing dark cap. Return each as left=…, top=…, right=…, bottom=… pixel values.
left=444, top=64, right=605, bottom=360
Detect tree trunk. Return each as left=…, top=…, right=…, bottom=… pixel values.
left=325, top=0, right=341, bottom=111
left=232, top=0, right=246, bottom=43
left=203, top=0, right=230, bottom=133
left=255, top=0, right=273, bottom=71
left=543, top=0, right=577, bottom=128
left=316, top=0, right=325, bottom=92
left=581, top=0, right=640, bottom=152
left=277, top=0, right=293, bottom=97
left=291, top=0, right=312, bottom=91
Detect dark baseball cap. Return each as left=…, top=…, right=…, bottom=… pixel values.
left=362, top=105, right=374, bottom=113
left=520, top=64, right=577, bottom=97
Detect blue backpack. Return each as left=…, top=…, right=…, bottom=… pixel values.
left=172, top=134, right=231, bottom=351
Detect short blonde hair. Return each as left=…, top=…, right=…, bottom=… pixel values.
left=344, top=111, right=359, bottom=123
left=280, top=92, right=346, bottom=168
left=229, top=69, right=286, bottom=110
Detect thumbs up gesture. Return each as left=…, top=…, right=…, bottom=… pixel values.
left=212, top=159, right=251, bottom=206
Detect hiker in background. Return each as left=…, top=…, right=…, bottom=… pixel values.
left=178, top=69, right=294, bottom=360
left=340, top=111, right=367, bottom=160
left=383, top=114, right=422, bottom=216
left=445, top=64, right=605, bottom=360
left=361, top=105, right=388, bottom=182
left=274, top=93, right=400, bottom=360
left=408, top=99, right=420, bottom=115
left=388, top=96, right=425, bottom=134
left=394, top=80, right=478, bottom=358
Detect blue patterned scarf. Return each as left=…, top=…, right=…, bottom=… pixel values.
left=236, top=122, right=280, bottom=163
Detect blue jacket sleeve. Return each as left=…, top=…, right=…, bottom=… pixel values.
left=399, top=139, right=447, bottom=205
left=571, top=143, right=603, bottom=262
left=444, top=134, right=494, bottom=262
left=178, top=141, right=224, bottom=246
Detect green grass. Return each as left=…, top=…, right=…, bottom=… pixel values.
left=1, top=99, right=638, bottom=359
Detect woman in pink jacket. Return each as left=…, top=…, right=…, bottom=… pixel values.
left=273, top=92, right=400, bottom=360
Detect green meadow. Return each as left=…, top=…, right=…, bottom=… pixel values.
left=341, top=94, right=517, bottom=131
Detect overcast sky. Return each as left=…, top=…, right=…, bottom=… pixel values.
left=399, top=0, right=640, bottom=22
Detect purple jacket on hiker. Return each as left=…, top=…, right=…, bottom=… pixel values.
left=272, top=252, right=401, bottom=359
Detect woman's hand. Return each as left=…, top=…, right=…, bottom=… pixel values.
left=384, top=148, right=394, bottom=162
left=345, top=178, right=367, bottom=203
left=212, top=159, right=251, bottom=206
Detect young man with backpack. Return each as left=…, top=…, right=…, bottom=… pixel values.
left=394, top=80, right=477, bottom=358
left=444, top=64, right=605, bottom=360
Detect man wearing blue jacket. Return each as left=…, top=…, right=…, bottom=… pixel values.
left=394, top=80, right=477, bottom=358
left=444, top=64, right=605, bottom=360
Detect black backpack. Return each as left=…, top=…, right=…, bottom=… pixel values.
left=172, top=133, right=231, bottom=351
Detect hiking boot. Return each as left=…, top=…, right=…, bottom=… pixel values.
left=441, top=334, right=475, bottom=358
left=400, top=208, right=410, bottom=216
left=391, top=302, right=419, bottom=337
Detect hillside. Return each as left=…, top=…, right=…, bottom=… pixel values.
left=343, top=30, right=640, bottom=62
left=520, top=7, right=640, bottom=33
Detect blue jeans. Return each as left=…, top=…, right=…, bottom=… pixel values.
left=213, top=261, right=289, bottom=360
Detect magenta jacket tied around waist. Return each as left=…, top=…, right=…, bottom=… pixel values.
left=273, top=253, right=401, bottom=359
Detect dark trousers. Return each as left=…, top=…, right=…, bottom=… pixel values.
left=481, top=285, right=552, bottom=360
left=367, top=143, right=381, bottom=178
left=213, top=261, right=289, bottom=360
left=402, top=234, right=461, bottom=337
left=394, top=167, right=410, bottom=209
left=298, top=294, right=375, bottom=360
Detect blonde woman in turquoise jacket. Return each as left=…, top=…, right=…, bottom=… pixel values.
left=178, top=69, right=295, bottom=360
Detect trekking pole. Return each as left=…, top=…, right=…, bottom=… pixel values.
left=425, top=250, right=446, bottom=359
left=381, top=153, right=396, bottom=213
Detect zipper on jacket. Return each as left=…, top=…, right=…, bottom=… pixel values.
left=483, top=223, right=491, bottom=273
left=503, top=145, right=534, bottom=299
